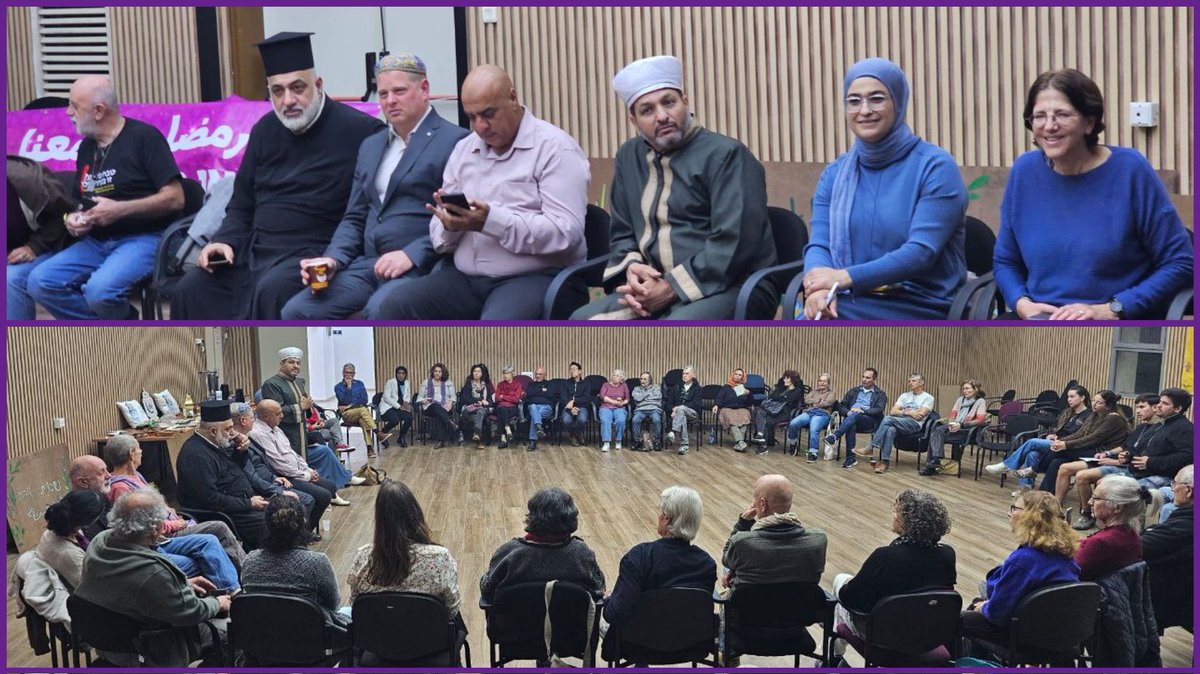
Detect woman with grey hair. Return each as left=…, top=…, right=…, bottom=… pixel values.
left=494, top=365, right=524, bottom=449
left=479, top=487, right=605, bottom=603
left=1075, top=474, right=1150, bottom=581
left=104, top=433, right=246, bottom=569
left=832, top=489, right=956, bottom=649
left=598, top=369, right=630, bottom=452
left=602, top=485, right=717, bottom=627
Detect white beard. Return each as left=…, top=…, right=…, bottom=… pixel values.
left=275, top=92, right=324, bottom=134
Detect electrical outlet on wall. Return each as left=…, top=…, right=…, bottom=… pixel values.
left=1129, top=101, right=1158, bottom=128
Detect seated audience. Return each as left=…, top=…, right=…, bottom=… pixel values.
left=598, top=369, right=630, bottom=452
left=715, top=368, right=755, bottom=453
left=75, top=489, right=231, bottom=667
left=786, top=372, right=837, bottom=461
left=994, top=68, right=1193, bottom=320
left=603, top=485, right=716, bottom=629
left=922, top=379, right=988, bottom=476
left=573, top=54, right=776, bottom=320
left=834, top=489, right=955, bottom=648
left=372, top=64, right=589, bottom=320
left=857, top=372, right=934, bottom=473
left=559, top=362, right=591, bottom=446
left=176, top=401, right=272, bottom=549
left=480, top=487, right=605, bottom=603
left=458, top=363, right=495, bottom=449
left=242, top=494, right=349, bottom=636
left=1142, top=465, right=1193, bottom=632
left=827, top=368, right=888, bottom=468
left=230, top=402, right=325, bottom=540
left=524, top=366, right=557, bottom=452
left=104, top=434, right=245, bottom=565
left=250, top=399, right=358, bottom=506
left=985, top=384, right=1092, bottom=485
left=801, top=58, right=967, bottom=320
left=665, top=365, right=702, bottom=455
left=25, top=75, right=184, bottom=320
left=962, top=491, right=1079, bottom=651
left=494, top=365, right=524, bottom=449
left=1034, top=390, right=1129, bottom=494
left=335, top=362, right=390, bottom=457
left=282, top=54, right=469, bottom=319
left=723, top=475, right=825, bottom=589
left=631, top=371, right=663, bottom=451
left=751, top=370, right=804, bottom=454
left=38, top=490, right=109, bottom=588
left=417, top=362, right=458, bottom=448
left=378, top=365, right=413, bottom=446
left=1075, top=475, right=1147, bottom=580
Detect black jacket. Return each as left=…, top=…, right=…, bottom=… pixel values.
left=715, top=384, right=754, bottom=409
left=837, top=539, right=957, bottom=614
left=243, top=439, right=285, bottom=497
left=836, top=386, right=888, bottom=421
left=176, top=433, right=265, bottom=513
left=1133, top=414, right=1194, bottom=480
left=602, top=537, right=716, bottom=628
left=559, top=378, right=593, bottom=408
left=666, top=381, right=703, bottom=414
left=1094, top=562, right=1161, bottom=668
left=525, top=380, right=557, bottom=407
left=1142, top=504, right=1192, bottom=631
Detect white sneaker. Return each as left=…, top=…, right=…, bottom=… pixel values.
left=601, top=442, right=610, bottom=452
left=331, top=495, right=351, bottom=506
left=984, top=462, right=1008, bottom=475
left=348, top=476, right=366, bottom=486
left=666, top=431, right=676, bottom=445
left=615, top=442, right=622, bottom=450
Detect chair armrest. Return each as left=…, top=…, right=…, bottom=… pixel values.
left=1166, top=287, right=1193, bottom=319
left=543, top=257, right=606, bottom=320
left=733, top=259, right=806, bottom=320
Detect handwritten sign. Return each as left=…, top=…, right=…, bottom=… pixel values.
left=6, top=96, right=380, bottom=192
left=6, top=444, right=72, bottom=554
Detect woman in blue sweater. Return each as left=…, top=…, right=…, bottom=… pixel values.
left=801, top=57, right=968, bottom=320
left=995, top=69, right=1193, bottom=320
left=962, top=490, right=1080, bottom=651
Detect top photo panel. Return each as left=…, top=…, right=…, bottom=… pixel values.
left=6, top=5, right=1194, bottom=323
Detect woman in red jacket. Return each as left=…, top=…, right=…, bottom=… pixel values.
left=494, top=365, right=525, bottom=449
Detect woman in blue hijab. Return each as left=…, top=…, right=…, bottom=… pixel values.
left=801, top=58, right=968, bottom=320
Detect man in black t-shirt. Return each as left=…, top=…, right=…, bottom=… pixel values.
left=26, top=75, right=183, bottom=319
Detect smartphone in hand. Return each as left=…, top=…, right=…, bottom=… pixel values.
left=440, top=192, right=471, bottom=210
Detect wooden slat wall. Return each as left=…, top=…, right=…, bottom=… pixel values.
left=220, top=326, right=259, bottom=396
left=467, top=6, right=1193, bottom=193
left=5, top=327, right=205, bottom=461
left=108, top=7, right=202, bottom=104
left=6, top=6, right=35, bottom=109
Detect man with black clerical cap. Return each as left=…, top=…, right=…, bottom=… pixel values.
left=176, top=400, right=272, bottom=549
left=171, top=32, right=384, bottom=319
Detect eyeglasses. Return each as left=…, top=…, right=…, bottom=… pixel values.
left=1009, top=505, right=1024, bottom=514
left=1026, top=111, right=1079, bottom=127
left=845, top=94, right=890, bottom=112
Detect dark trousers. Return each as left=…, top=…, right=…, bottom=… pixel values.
left=927, top=426, right=971, bottom=462
left=961, top=610, right=1010, bottom=657
left=228, top=511, right=267, bottom=551
left=172, top=257, right=306, bottom=320
left=495, top=406, right=520, bottom=433
left=833, top=413, right=878, bottom=451
left=370, top=266, right=565, bottom=320
left=422, top=404, right=456, bottom=441
left=289, top=478, right=333, bottom=530
left=280, top=257, right=425, bottom=320
left=1037, top=448, right=1087, bottom=492
left=381, top=408, right=413, bottom=443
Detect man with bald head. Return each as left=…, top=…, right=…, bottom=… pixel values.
left=249, top=398, right=359, bottom=506
left=25, top=75, right=184, bottom=319
left=374, top=64, right=590, bottom=319
left=721, top=474, right=827, bottom=589
left=573, top=55, right=776, bottom=320
left=172, top=32, right=383, bottom=318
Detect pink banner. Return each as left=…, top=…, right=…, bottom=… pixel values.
left=6, top=96, right=380, bottom=192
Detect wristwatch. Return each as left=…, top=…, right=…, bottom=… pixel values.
left=1107, top=298, right=1125, bottom=318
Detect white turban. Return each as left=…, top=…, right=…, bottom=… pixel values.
left=612, top=55, right=684, bottom=110
left=279, top=347, right=303, bottom=361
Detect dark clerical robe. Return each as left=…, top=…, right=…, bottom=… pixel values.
left=260, top=372, right=309, bottom=455
left=171, top=96, right=383, bottom=318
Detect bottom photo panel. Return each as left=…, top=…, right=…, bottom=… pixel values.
left=5, top=325, right=1195, bottom=671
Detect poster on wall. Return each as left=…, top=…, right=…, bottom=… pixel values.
left=6, top=443, right=72, bottom=554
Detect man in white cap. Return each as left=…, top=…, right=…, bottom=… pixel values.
left=259, top=346, right=314, bottom=455
left=572, top=55, right=776, bottom=320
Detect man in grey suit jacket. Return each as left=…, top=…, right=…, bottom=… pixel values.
left=282, top=54, right=470, bottom=319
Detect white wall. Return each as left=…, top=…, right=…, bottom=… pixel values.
left=263, top=6, right=460, bottom=122
left=257, top=326, right=310, bottom=391
left=306, top=327, right=377, bottom=404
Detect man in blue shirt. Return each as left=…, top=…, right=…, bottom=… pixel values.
left=334, top=363, right=391, bottom=458
left=824, top=368, right=888, bottom=468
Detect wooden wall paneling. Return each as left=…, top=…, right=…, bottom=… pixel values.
left=109, top=7, right=201, bottom=104
left=220, top=326, right=260, bottom=396
left=7, top=7, right=36, bottom=109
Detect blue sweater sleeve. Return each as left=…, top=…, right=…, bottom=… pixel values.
left=844, top=151, right=967, bottom=291
left=802, top=161, right=839, bottom=271
left=1112, top=158, right=1193, bottom=316
left=994, top=172, right=1030, bottom=308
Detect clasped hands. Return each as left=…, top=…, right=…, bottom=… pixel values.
left=617, top=263, right=676, bottom=317
left=801, top=267, right=852, bottom=320
left=1015, top=298, right=1118, bottom=321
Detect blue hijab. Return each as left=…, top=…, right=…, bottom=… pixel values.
left=829, top=58, right=922, bottom=269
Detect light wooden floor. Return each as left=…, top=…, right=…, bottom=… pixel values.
left=7, top=436, right=1194, bottom=668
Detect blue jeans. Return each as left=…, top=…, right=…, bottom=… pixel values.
left=159, top=533, right=240, bottom=590
left=787, top=411, right=831, bottom=449
left=872, top=416, right=923, bottom=462
left=305, top=443, right=353, bottom=489
left=1003, top=438, right=1052, bottom=487
left=6, top=253, right=55, bottom=319
left=632, top=409, right=662, bottom=441
left=27, top=232, right=160, bottom=319
left=560, top=406, right=589, bottom=437
left=528, top=404, right=553, bottom=440
left=599, top=407, right=627, bottom=442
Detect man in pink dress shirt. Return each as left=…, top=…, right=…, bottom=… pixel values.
left=372, top=65, right=591, bottom=319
